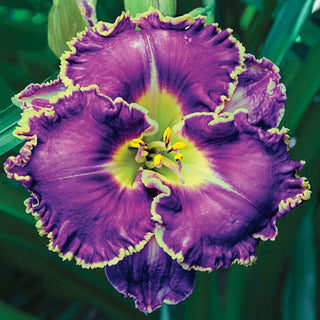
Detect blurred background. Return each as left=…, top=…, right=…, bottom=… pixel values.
left=0, top=0, right=319, bottom=319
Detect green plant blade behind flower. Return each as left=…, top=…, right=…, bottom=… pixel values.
left=282, top=200, right=317, bottom=320
left=188, top=5, right=215, bottom=24
left=282, top=37, right=320, bottom=131
left=124, top=0, right=176, bottom=16
left=0, top=300, right=40, bottom=320
left=259, top=0, right=314, bottom=64
left=48, top=0, right=88, bottom=58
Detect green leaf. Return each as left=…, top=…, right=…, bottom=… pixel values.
left=282, top=200, right=317, bottom=320
left=289, top=98, right=320, bottom=165
left=239, top=5, right=257, bottom=30
left=124, top=0, right=176, bottom=16
left=0, top=102, right=23, bottom=155
left=0, top=300, right=40, bottom=320
left=0, top=128, right=22, bottom=156
left=259, top=0, right=314, bottom=64
left=183, top=272, right=224, bottom=320
left=188, top=5, right=215, bottom=24
left=242, top=0, right=277, bottom=55
left=0, top=0, right=52, bottom=12
left=282, top=37, right=320, bottom=131
left=224, top=266, right=248, bottom=320
left=239, top=0, right=263, bottom=10
left=160, top=304, right=171, bottom=320
left=48, top=0, right=88, bottom=58
left=0, top=77, right=15, bottom=107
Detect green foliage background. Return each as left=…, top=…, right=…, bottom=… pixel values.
left=0, top=0, right=319, bottom=319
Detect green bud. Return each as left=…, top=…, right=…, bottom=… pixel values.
left=48, top=0, right=88, bottom=58
left=75, top=0, right=98, bottom=26
left=124, top=0, right=176, bottom=17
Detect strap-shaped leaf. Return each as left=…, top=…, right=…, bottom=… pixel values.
left=282, top=200, right=317, bottom=320
left=282, top=37, right=320, bottom=131
left=124, top=0, right=176, bottom=16
left=0, top=104, right=22, bottom=156
left=259, top=0, right=314, bottom=64
left=0, top=299, right=40, bottom=320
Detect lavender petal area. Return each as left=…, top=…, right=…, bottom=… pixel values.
left=153, top=111, right=310, bottom=271
left=4, top=87, right=159, bottom=267
left=224, top=55, right=287, bottom=129
left=105, top=237, right=196, bottom=313
left=62, top=11, right=244, bottom=116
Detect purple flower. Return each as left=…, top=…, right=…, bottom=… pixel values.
left=4, top=10, right=311, bottom=313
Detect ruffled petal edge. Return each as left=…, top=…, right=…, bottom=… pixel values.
left=143, top=110, right=311, bottom=271
left=4, top=85, right=160, bottom=269
left=60, top=9, right=245, bottom=115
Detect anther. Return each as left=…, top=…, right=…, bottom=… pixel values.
left=163, top=127, right=172, bottom=148
left=130, top=138, right=147, bottom=150
left=174, top=153, right=184, bottom=161
left=168, top=142, right=187, bottom=153
left=153, top=154, right=163, bottom=168
left=174, top=153, right=183, bottom=171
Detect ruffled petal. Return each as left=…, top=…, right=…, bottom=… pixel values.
left=151, top=111, right=311, bottom=271
left=105, top=237, right=195, bottom=313
left=223, top=55, right=286, bottom=129
left=61, top=10, right=244, bottom=118
left=135, top=11, right=245, bottom=114
left=13, top=78, right=66, bottom=110
left=4, top=86, right=160, bottom=268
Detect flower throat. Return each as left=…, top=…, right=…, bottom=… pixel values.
left=130, top=127, right=187, bottom=184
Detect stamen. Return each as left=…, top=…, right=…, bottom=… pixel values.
left=174, top=153, right=184, bottom=172
left=161, top=157, right=185, bottom=184
left=168, top=141, right=187, bottom=152
left=130, top=138, right=147, bottom=149
left=153, top=154, right=163, bottom=168
left=163, top=127, right=172, bottom=148
left=130, top=133, right=186, bottom=183
left=135, top=145, right=148, bottom=163
left=174, top=153, right=184, bottom=161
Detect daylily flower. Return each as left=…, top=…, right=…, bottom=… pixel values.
left=4, top=10, right=311, bottom=313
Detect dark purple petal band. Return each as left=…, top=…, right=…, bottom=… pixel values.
left=105, top=236, right=196, bottom=313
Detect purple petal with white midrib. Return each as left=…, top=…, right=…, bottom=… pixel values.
left=61, top=11, right=244, bottom=116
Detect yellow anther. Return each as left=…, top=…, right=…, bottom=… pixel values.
left=153, top=154, right=163, bottom=167
left=174, top=153, right=184, bottom=161
left=163, top=127, right=172, bottom=146
left=130, top=138, right=146, bottom=149
left=169, top=141, right=187, bottom=152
